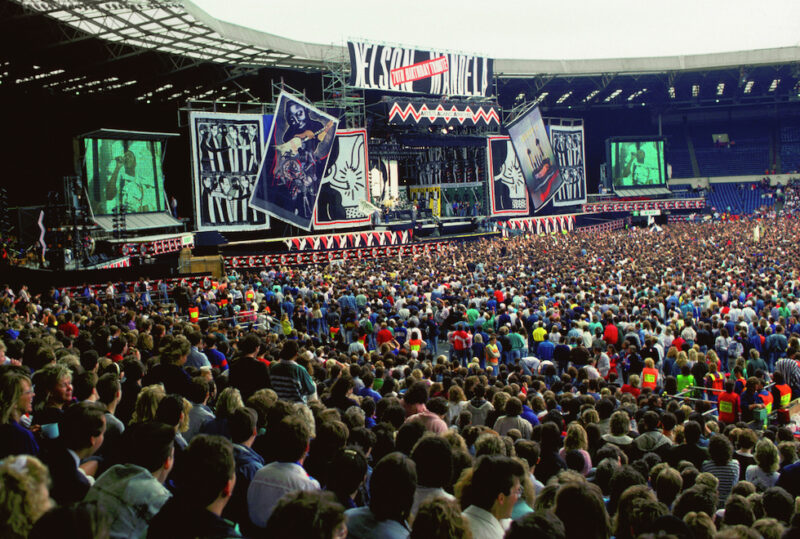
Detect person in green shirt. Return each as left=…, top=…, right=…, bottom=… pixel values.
left=508, top=328, right=526, bottom=361
left=676, top=364, right=696, bottom=398
left=466, top=305, right=480, bottom=328
left=746, top=350, right=768, bottom=379
left=588, top=316, right=603, bottom=338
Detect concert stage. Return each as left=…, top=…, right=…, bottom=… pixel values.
left=377, top=215, right=490, bottom=237
left=221, top=225, right=500, bottom=270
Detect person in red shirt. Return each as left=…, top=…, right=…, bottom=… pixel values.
left=620, top=374, right=642, bottom=398
left=376, top=322, right=394, bottom=347
left=60, top=312, right=79, bottom=338
left=494, top=288, right=505, bottom=305
left=603, top=321, right=619, bottom=346
left=704, top=362, right=725, bottom=402
left=450, top=324, right=472, bottom=367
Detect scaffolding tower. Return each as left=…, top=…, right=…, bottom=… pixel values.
left=317, top=53, right=366, bottom=129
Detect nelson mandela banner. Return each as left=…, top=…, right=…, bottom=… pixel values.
left=250, top=93, right=339, bottom=231
left=312, top=128, right=371, bottom=229
left=549, top=124, right=587, bottom=207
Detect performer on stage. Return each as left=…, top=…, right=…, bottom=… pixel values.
left=105, top=149, right=154, bottom=213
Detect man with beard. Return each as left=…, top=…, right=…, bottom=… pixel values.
left=277, top=101, right=333, bottom=217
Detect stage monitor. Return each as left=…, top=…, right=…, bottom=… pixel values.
left=82, top=130, right=175, bottom=216
left=607, top=137, right=667, bottom=189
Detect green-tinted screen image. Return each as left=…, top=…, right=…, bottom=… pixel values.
left=84, top=138, right=166, bottom=215
left=610, top=139, right=666, bottom=188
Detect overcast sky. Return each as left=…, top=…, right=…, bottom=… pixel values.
left=192, top=0, right=800, bottom=60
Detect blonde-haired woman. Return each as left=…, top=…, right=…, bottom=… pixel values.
left=559, top=423, right=592, bottom=476
left=0, top=455, right=52, bottom=539
left=32, top=363, right=72, bottom=428
left=673, top=351, right=689, bottom=377
left=445, top=385, right=468, bottom=426
left=0, top=370, right=38, bottom=458
left=746, top=439, right=780, bottom=491
left=131, top=384, right=166, bottom=424
left=200, top=386, right=244, bottom=438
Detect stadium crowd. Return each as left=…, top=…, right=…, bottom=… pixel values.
left=2, top=216, right=800, bottom=539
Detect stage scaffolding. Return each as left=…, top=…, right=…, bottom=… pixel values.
left=317, top=54, right=366, bottom=129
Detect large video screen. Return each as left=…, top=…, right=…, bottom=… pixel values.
left=609, top=138, right=666, bottom=188
left=84, top=138, right=167, bottom=215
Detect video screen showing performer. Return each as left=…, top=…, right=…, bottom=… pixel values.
left=84, top=138, right=167, bottom=216
left=610, top=139, right=666, bottom=188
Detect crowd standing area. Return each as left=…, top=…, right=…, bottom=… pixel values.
left=4, top=217, right=800, bottom=539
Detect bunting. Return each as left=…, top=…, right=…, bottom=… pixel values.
left=493, top=215, right=578, bottom=235
left=280, top=229, right=415, bottom=251
left=582, top=198, right=704, bottom=213
left=224, top=241, right=442, bottom=268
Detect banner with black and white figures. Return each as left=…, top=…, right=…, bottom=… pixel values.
left=549, top=125, right=587, bottom=207
left=347, top=40, right=493, bottom=97
left=190, top=112, right=272, bottom=231
left=312, top=129, right=372, bottom=230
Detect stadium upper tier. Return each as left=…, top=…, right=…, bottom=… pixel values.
left=12, top=0, right=800, bottom=76
left=6, top=0, right=800, bottom=108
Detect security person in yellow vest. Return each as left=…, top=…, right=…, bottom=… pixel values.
left=641, top=358, right=659, bottom=391
left=771, top=371, right=792, bottom=409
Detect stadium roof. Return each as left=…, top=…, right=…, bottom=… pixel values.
left=9, top=0, right=324, bottom=69
left=186, top=0, right=800, bottom=76
left=2, top=0, right=799, bottom=108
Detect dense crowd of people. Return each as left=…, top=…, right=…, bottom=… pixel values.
left=2, top=216, right=800, bottom=538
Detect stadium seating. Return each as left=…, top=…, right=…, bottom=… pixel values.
left=779, top=122, right=800, bottom=174
left=691, top=123, right=771, bottom=177
left=663, top=125, right=694, bottom=179
left=705, top=182, right=774, bottom=214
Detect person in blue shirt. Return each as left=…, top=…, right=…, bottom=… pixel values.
left=537, top=334, right=555, bottom=363
left=520, top=397, right=540, bottom=428
left=358, top=372, right=382, bottom=402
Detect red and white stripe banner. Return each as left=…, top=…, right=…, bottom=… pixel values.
left=582, top=198, right=705, bottom=214
left=224, top=241, right=441, bottom=269
left=575, top=218, right=627, bottom=234
left=120, top=234, right=193, bottom=257
left=494, top=215, right=576, bottom=235
left=284, top=230, right=413, bottom=251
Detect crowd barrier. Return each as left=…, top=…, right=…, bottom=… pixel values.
left=582, top=198, right=705, bottom=213
left=119, top=233, right=194, bottom=257
left=575, top=217, right=628, bottom=234
left=224, top=241, right=441, bottom=270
